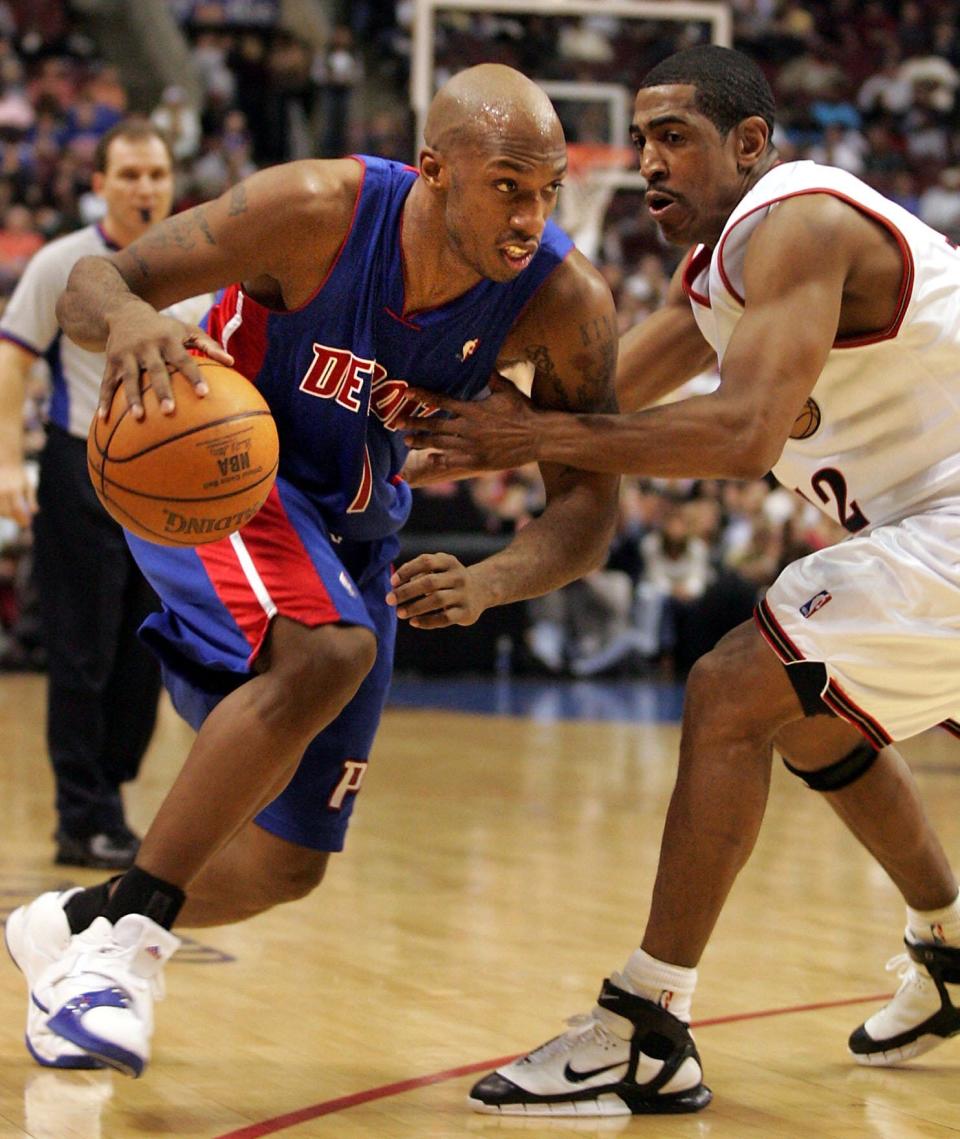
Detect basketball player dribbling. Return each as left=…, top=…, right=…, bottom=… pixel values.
left=404, top=46, right=960, bottom=1116
left=5, top=65, right=620, bottom=1077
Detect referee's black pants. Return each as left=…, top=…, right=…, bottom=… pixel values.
left=33, top=425, right=162, bottom=839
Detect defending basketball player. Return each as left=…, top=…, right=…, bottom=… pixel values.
left=6, top=65, right=619, bottom=1077
left=404, top=46, right=960, bottom=1116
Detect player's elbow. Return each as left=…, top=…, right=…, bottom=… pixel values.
left=728, top=443, right=779, bottom=480
left=718, top=406, right=784, bottom=479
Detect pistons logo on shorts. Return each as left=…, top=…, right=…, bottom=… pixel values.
left=800, top=589, right=832, bottom=618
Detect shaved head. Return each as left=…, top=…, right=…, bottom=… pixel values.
left=411, top=64, right=568, bottom=287
left=425, top=64, right=563, bottom=155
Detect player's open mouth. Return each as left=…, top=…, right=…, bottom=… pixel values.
left=646, top=192, right=679, bottom=220
left=500, top=243, right=537, bottom=270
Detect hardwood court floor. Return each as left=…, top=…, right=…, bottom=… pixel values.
left=0, top=670, right=958, bottom=1138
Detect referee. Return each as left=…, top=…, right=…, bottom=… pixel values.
left=0, top=118, right=209, bottom=868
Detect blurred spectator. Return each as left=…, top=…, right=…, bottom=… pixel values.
left=899, top=52, right=960, bottom=115
left=262, top=32, right=314, bottom=163
left=151, top=85, right=201, bottom=161
left=526, top=487, right=651, bottom=676
left=313, top=24, right=363, bottom=158
left=84, top=63, right=126, bottom=114
left=192, top=30, right=236, bottom=109
left=532, top=565, right=636, bottom=677
left=63, top=93, right=122, bottom=164
left=897, top=1, right=933, bottom=60
left=0, top=55, right=33, bottom=133
left=887, top=169, right=921, bottom=215
left=807, top=122, right=867, bottom=175
left=632, top=497, right=712, bottom=667
left=918, top=167, right=960, bottom=241
left=557, top=18, right=615, bottom=65
left=27, top=57, right=76, bottom=114
left=857, top=46, right=913, bottom=119
left=777, top=43, right=848, bottom=105
left=0, top=203, right=42, bottom=291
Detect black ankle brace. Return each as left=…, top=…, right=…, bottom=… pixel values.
left=63, top=877, right=118, bottom=934
left=907, top=938, right=960, bottom=988
left=103, top=866, right=186, bottom=930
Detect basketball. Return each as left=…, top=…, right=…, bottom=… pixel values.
left=87, top=358, right=279, bottom=546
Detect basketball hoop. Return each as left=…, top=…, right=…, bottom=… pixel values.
left=560, top=143, right=640, bottom=262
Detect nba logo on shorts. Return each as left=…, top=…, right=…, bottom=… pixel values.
left=800, top=589, right=832, bottom=618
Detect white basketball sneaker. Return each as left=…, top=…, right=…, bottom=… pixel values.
left=34, top=913, right=180, bottom=1078
left=5, top=889, right=106, bottom=1070
left=468, top=976, right=711, bottom=1116
left=849, top=939, right=960, bottom=1065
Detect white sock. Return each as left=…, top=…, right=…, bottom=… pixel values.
left=906, top=889, right=960, bottom=947
left=619, top=947, right=697, bottom=1024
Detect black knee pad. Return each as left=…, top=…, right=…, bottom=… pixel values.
left=783, top=740, right=879, bottom=792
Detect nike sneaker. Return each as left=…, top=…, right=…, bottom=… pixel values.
left=849, top=938, right=960, bottom=1065
left=55, top=828, right=140, bottom=870
left=5, top=889, right=106, bottom=1070
left=34, top=913, right=180, bottom=1078
left=468, top=976, right=711, bottom=1116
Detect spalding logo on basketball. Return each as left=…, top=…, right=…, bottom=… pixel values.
left=87, top=359, right=279, bottom=546
left=789, top=397, right=821, bottom=440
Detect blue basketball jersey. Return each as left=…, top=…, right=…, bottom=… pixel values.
left=204, top=155, right=573, bottom=541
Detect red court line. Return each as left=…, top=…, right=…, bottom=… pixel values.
left=212, top=991, right=892, bottom=1138
left=212, top=1054, right=519, bottom=1139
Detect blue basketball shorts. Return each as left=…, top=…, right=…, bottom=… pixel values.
left=127, top=477, right=398, bottom=851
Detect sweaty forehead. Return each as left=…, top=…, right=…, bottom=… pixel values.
left=478, top=125, right=566, bottom=168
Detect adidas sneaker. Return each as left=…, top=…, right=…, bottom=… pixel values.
left=34, top=913, right=180, bottom=1078
left=5, top=889, right=106, bottom=1070
left=468, top=976, right=711, bottom=1116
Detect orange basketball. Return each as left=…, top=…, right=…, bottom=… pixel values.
left=87, top=358, right=279, bottom=546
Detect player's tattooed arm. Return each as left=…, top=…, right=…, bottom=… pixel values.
left=128, top=207, right=218, bottom=265
left=524, top=315, right=619, bottom=415
left=396, top=255, right=621, bottom=616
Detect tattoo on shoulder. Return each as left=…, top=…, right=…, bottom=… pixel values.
left=579, top=314, right=613, bottom=349
left=228, top=184, right=248, bottom=217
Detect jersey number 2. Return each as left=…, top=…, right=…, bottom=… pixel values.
left=807, top=468, right=869, bottom=533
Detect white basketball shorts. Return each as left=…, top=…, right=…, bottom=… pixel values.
left=756, top=504, right=960, bottom=744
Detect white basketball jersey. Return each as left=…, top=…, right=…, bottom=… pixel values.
left=683, top=160, right=960, bottom=531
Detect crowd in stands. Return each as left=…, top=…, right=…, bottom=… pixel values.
left=0, top=0, right=957, bottom=675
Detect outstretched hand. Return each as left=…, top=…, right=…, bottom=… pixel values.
left=386, top=552, right=489, bottom=628
left=400, top=375, right=542, bottom=472
left=99, top=300, right=234, bottom=421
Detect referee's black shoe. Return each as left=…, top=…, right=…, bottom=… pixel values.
left=54, top=827, right=140, bottom=870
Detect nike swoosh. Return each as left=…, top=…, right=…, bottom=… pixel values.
left=562, top=1059, right=627, bottom=1084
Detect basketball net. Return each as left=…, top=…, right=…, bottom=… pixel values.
left=559, top=143, right=637, bottom=262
